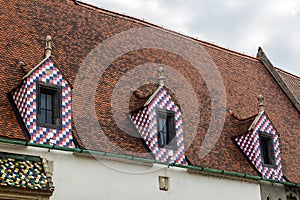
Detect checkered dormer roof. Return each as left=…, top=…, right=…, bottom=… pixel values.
left=12, top=58, right=73, bottom=148
left=130, top=87, right=186, bottom=165
left=235, top=112, right=284, bottom=181
left=0, top=153, right=49, bottom=190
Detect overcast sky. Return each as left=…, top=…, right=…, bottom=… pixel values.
left=84, top=0, right=300, bottom=76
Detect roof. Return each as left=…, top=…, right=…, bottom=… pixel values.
left=129, top=83, right=158, bottom=114
left=230, top=114, right=257, bottom=138
left=256, top=48, right=300, bottom=113
left=129, top=84, right=182, bottom=114
left=1, top=0, right=300, bottom=183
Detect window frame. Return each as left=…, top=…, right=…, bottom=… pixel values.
left=36, top=81, right=62, bottom=129
left=259, top=132, right=276, bottom=168
left=156, top=108, right=177, bottom=149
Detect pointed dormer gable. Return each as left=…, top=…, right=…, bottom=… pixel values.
left=11, top=36, right=73, bottom=148
left=130, top=85, right=186, bottom=165
left=234, top=95, right=284, bottom=181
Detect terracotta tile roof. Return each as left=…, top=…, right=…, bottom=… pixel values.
left=0, top=0, right=299, bottom=183
left=0, top=152, right=49, bottom=190
left=276, top=68, right=300, bottom=103
left=230, top=114, right=257, bottom=138
left=129, top=83, right=157, bottom=114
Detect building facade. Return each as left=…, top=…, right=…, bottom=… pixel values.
left=0, top=0, right=299, bottom=199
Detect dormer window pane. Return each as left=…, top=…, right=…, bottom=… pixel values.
left=40, top=92, right=53, bottom=124
left=41, top=109, right=46, bottom=124
left=40, top=90, right=54, bottom=124
left=47, top=94, right=52, bottom=109
left=46, top=108, right=53, bottom=124
left=40, top=93, right=46, bottom=109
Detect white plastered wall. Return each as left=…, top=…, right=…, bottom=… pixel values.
left=0, top=143, right=261, bottom=200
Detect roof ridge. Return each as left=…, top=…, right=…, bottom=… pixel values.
left=23, top=56, right=50, bottom=80
left=73, top=0, right=260, bottom=62
left=144, top=85, right=163, bottom=106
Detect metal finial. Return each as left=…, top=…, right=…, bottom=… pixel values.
left=258, top=94, right=264, bottom=112
left=45, top=35, right=52, bottom=57
left=158, top=66, right=165, bottom=86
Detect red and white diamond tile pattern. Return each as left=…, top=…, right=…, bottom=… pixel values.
left=13, top=59, right=73, bottom=148
left=235, top=113, right=284, bottom=181
left=131, top=87, right=186, bottom=165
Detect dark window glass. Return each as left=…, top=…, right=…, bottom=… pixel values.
left=157, top=109, right=176, bottom=148
left=37, top=82, right=61, bottom=129
left=41, top=93, right=46, bottom=109
left=259, top=133, right=275, bottom=166
left=40, top=92, right=53, bottom=124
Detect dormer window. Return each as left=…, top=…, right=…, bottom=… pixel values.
left=259, top=133, right=275, bottom=167
left=156, top=109, right=176, bottom=148
left=130, top=67, right=187, bottom=164
left=37, top=82, right=61, bottom=129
